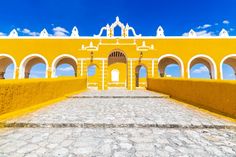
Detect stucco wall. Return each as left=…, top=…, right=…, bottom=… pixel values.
left=147, top=78, right=236, bottom=119
left=0, top=78, right=87, bottom=115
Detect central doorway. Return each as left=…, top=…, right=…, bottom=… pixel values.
left=108, top=50, right=127, bottom=88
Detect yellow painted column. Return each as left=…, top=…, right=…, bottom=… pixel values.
left=217, top=63, right=222, bottom=80
left=183, top=61, right=189, bottom=79
left=127, top=59, right=136, bottom=90
left=14, top=67, right=20, bottom=79
left=47, top=67, right=52, bottom=78
left=98, top=59, right=108, bottom=90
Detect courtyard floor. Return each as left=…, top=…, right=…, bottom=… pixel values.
left=0, top=89, right=235, bottom=157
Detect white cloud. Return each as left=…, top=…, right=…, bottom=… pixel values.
left=0, top=32, right=6, bottom=36
left=215, top=23, right=219, bottom=26
left=19, top=28, right=40, bottom=36
left=53, top=26, right=69, bottom=36
left=230, top=28, right=234, bottom=31
left=182, top=30, right=215, bottom=37
left=223, top=20, right=230, bottom=24
left=197, top=24, right=211, bottom=29
left=58, top=66, right=74, bottom=72
left=193, top=66, right=208, bottom=73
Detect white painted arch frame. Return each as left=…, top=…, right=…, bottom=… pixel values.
left=220, top=54, right=236, bottom=80
left=19, top=54, right=49, bottom=79
left=188, top=54, right=217, bottom=79
left=158, top=54, right=185, bottom=78
left=51, top=54, right=78, bottom=78
left=0, top=54, right=17, bottom=79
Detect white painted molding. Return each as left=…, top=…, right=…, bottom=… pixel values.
left=156, top=26, right=165, bottom=37
left=71, top=26, right=79, bottom=37
left=9, top=29, right=18, bottom=37
left=187, top=54, right=217, bottom=79
left=220, top=54, right=236, bottom=79
left=219, top=28, right=229, bottom=37
left=40, top=29, right=49, bottom=37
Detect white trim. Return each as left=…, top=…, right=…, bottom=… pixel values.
left=187, top=54, right=217, bottom=79
left=130, top=59, right=133, bottom=90
left=51, top=54, right=78, bottom=78
left=152, top=59, right=154, bottom=77
left=0, top=54, right=17, bottom=79
left=102, top=59, right=105, bottom=90
left=19, top=54, right=49, bottom=79
left=220, top=54, right=236, bottom=79
left=158, top=54, right=184, bottom=78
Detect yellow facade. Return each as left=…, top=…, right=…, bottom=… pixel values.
left=0, top=18, right=236, bottom=90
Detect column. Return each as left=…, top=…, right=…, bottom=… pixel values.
left=47, top=67, right=52, bottom=78
left=127, top=59, right=135, bottom=90
left=98, top=59, right=108, bottom=90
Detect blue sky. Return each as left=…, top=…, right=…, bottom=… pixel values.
left=2, top=0, right=236, bottom=79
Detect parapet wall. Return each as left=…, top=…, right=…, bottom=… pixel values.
left=147, top=78, right=236, bottom=119
left=0, top=78, right=87, bottom=116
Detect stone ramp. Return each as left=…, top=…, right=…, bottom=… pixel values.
left=0, top=89, right=236, bottom=157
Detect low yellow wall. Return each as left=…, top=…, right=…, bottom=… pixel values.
left=0, top=78, right=87, bottom=115
left=147, top=78, right=236, bottom=119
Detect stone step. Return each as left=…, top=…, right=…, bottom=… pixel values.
left=1, top=122, right=235, bottom=129
left=67, top=95, right=170, bottom=98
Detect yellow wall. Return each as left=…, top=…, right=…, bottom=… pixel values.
left=0, top=78, right=87, bottom=115
left=0, top=38, right=236, bottom=90
left=147, top=78, right=236, bottom=119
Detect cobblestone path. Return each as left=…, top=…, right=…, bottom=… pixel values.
left=0, top=89, right=235, bottom=157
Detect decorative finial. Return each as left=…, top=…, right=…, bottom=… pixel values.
left=40, top=28, right=48, bottom=37
left=219, top=28, right=229, bottom=37
left=71, top=26, right=79, bottom=37
left=9, top=29, right=18, bottom=37
left=188, top=29, right=197, bottom=37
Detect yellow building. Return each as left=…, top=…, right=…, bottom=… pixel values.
left=0, top=17, right=236, bottom=90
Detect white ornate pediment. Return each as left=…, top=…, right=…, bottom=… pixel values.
left=94, top=16, right=141, bottom=37
left=188, top=29, right=197, bottom=37
left=71, top=26, right=79, bottom=37
left=40, top=28, right=49, bottom=37
left=219, top=28, right=229, bottom=37
left=9, top=29, right=18, bottom=37
left=156, top=26, right=165, bottom=37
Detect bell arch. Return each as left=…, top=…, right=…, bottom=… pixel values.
left=188, top=54, right=217, bottom=79
left=19, top=54, right=48, bottom=78
left=220, top=54, right=236, bottom=80
left=158, top=54, right=184, bottom=77
left=52, top=54, right=78, bottom=77
left=0, top=54, right=17, bottom=79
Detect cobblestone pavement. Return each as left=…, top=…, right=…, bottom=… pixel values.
left=0, top=89, right=235, bottom=157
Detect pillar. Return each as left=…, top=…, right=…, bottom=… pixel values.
left=14, top=67, right=20, bottom=79
left=127, top=59, right=135, bottom=90
left=151, top=59, right=158, bottom=78
left=47, top=67, right=52, bottom=78
left=98, top=59, right=108, bottom=90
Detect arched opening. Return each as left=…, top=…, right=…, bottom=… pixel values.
left=52, top=55, right=77, bottom=77
left=188, top=55, right=216, bottom=79
left=108, top=50, right=127, bottom=88
left=20, top=54, right=48, bottom=79
left=0, top=54, right=16, bottom=79
left=87, top=64, right=100, bottom=88
left=158, top=55, right=183, bottom=78
left=135, top=65, right=147, bottom=88
left=221, top=55, right=236, bottom=80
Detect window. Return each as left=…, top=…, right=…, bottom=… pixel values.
left=111, top=69, right=119, bottom=82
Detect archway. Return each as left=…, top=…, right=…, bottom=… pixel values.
left=158, top=54, right=183, bottom=78
left=135, top=65, right=147, bottom=87
left=188, top=54, right=217, bottom=79
left=52, top=54, right=77, bottom=77
left=19, top=54, right=48, bottom=78
left=87, top=64, right=100, bottom=88
left=0, top=54, right=16, bottom=79
left=220, top=54, right=236, bottom=80
left=108, top=50, right=127, bottom=88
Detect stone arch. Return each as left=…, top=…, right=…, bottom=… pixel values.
left=108, top=49, right=127, bottom=66
left=220, top=54, right=236, bottom=80
left=108, top=49, right=128, bottom=88
left=19, top=54, right=48, bottom=78
left=135, top=64, right=148, bottom=87
left=0, top=54, right=17, bottom=79
left=87, top=63, right=100, bottom=88
left=158, top=54, right=184, bottom=77
left=51, top=54, right=78, bottom=77
left=188, top=54, right=217, bottom=79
